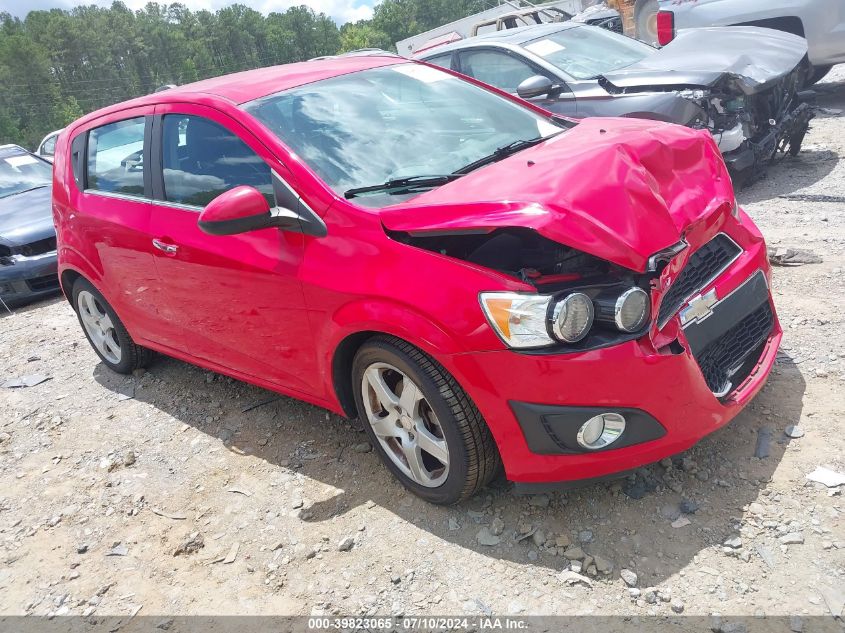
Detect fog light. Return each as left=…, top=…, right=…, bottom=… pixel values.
left=551, top=293, right=594, bottom=343
left=615, top=287, right=650, bottom=332
left=576, top=413, right=626, bottom=450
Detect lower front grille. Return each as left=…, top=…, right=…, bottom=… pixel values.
left=26, top=273, right=60, bottom=292
left=695, top=302, right=774, bottom=396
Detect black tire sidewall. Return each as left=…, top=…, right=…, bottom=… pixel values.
left=72, top=278, right=136, bottom=374
left=352, top=341, right=472, bottom=505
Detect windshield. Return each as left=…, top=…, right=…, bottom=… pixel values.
left=522, top=26, right=654, bottom=80
left=0, top=151, right=52, bottom=199
left=244, top=63, right=563, bottom=207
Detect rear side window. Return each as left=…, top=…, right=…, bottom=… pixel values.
left=86, top=117, right=145, bottom=195
left=161, top=115, right=273, bottom=207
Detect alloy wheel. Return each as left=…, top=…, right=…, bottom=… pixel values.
left=77, top=290, right=122, bottom=365
left=360, top=362, right=450, bottom=487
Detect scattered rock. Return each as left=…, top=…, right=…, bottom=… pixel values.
left=724, top=536, right=742, bottom=549
left=123, top=450, right=137, bottom=467
left=671, top=516, right=691, bottom=529
left=476, top=528, right=501, bottom=547
left=679, top=499, right=699, bottom=514
left=593, top=555, right=613, bottom=574
left=779, top=532, right=804, bottom=545
left=527, top=494, right=550, bottom=508
left=578, top=529, right=593, bottom=543
left=173, top=532, right=204, bottom=556
left=352, top=442, right=372, bottom=453
left=490, top=517, right=505, bottom=536
left=337, top=536, right=355, bottom=552
left=531, top=529, right=546, bottom=547
left=671, top=598, right=685, bottom=613
left=563, top=546, right=585, bottom=561
left=620, top=569, right=638, bottom=587
left=106, top=543, right=128, bottom=557
left=784, top=425, right=805, bottom=439
left=559, top=570, right=593, bottom=588
left=806, top=467, right=845, bottom=488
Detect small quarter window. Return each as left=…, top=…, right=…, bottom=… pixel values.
left=161, top=115, right=273, bottom=207
left=86, top=117, right=146, bottom=195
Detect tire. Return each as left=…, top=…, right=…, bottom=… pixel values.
left=352, top=335, right=500, bottom=505
left=808, top=64, right=833, bottom=85
left=634, top=0, right=659, bottom=43
left=72, top=277, right=154, bottom=374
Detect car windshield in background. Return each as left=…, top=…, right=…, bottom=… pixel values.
left=0, top=151, right=52, bottom=199
left=522, top=27, right=654, bottom=80
left=244, top=63, right=564, bottom=207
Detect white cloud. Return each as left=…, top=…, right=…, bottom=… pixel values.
left=2, top=0, right=375, bottom=23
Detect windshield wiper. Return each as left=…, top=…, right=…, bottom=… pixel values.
left=344, top=174, right=465, bottom=200
left=2, top=184, right=50, bottom=198
left=453, top=134, right=560, bottom=175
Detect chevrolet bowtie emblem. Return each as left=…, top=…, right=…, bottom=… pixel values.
left=680, top=289, right=718, bottom=326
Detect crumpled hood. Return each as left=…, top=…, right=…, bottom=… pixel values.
left=379, top=118, right=735, bottom=272
left=600, top=27, right=807, bottom=95
left=0, top=186, right=55, bottom=246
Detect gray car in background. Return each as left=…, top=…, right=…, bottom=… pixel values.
left=419, top=22, right=813, bottom=181
left=0, top=144, right=59, bottom=306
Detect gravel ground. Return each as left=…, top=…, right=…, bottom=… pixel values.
left=1, top=68, right=843, bottom=624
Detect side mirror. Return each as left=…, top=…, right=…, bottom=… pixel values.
left=517, top=75, right=555, bottom=99
left=198, top=186, right=300, bottom=236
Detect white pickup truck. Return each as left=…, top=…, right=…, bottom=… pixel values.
left=654, top=0, right=845, bottom=83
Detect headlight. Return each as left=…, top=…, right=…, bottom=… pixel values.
left=551, top=292, right=594, bottom=343
left=479, top=292, right=554, bottom=349
left=481, top=285, right=650, bottom=350
left=594, top=286, right=651, bottom=333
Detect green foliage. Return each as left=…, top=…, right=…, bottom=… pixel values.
left=0, top=0, right=497, bottom=148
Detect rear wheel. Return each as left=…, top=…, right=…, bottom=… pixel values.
left=634, top=0, right=659, bottom=43
left=352, top=336, right=500, bottom=505
left=73, top=278, right=153, bottom=374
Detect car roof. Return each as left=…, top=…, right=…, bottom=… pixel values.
left=417, top=22, right=578, bottom=57
left=72, top=55, right=407, bottom=129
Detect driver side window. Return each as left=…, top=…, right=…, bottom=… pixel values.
left=161, top=114, right=274, bottom=208
left=458, top=50, right=538, bottom=94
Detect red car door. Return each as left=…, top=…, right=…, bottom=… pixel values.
left=146, top=103, right=318, bottom=395
left=70, top=108, right=183, bottom=345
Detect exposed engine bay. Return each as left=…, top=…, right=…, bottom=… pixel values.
left=387, top=227, right=637, bottom=291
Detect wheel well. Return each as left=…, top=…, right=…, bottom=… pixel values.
left=332, top=331, right=382, bottom=419
left=60, top=269, right=82, bottom=305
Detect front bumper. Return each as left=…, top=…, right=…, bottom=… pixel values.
left=0, top=251, right=60, bottom=305
left=445, top=221, right=780, bottom=484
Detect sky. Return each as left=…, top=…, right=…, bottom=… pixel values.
left=0, top=0, right=376, bottom=24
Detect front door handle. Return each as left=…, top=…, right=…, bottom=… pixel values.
left=152, top=239, right=179, bottom=255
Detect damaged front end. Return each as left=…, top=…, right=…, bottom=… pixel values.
left=598, top=26, right=815, bottom=184
left=680, top=71, right=814, bottom=184
left=387, top=226, right=661, bottom=353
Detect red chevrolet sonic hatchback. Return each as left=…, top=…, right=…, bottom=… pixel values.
left=53, top=55, right=781, bottom=504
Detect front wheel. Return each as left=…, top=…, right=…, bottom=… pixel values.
left=352, top=336, right=500, bottom=505
left=73, top=278, right=154, bottom=374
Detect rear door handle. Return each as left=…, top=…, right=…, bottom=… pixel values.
left=152, top=239, right=179, bottom=255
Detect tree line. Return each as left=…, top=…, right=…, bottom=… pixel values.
left=0, top=0, right=493, bottom=149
